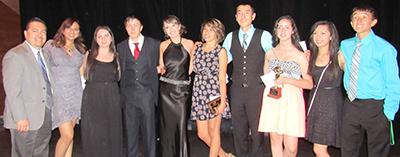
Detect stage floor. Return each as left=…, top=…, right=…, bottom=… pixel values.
left=0, top=123, right=399, bottom=157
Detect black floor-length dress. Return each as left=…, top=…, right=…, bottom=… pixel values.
left=159, top=41, right=191, bottom=157
left=81, top=59, right=123, bottom=157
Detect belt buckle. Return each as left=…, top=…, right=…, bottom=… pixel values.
left=241, top=83, right=248, bottom=87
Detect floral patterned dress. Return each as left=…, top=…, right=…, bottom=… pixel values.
left=191, top=44, right=231, bottom=121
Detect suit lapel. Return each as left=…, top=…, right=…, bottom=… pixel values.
left=140, top=37, right=149, bottom=63
left=41, top=49, right=53, bottom=82
left=22, top=42, right=54, bottom=88
left=121, top=40, right=130, bottom=69
left=22, top=42, right=42, bottom=77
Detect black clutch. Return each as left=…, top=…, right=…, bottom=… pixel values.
left=207, top=97, right=221, bottom=114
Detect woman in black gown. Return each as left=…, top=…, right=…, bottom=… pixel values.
left=81, top=26, right=122, bottom=157
left=157, top=15, right=194, bottom=157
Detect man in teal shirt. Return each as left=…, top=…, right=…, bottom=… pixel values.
left=339, top=5, right=400, bottom=157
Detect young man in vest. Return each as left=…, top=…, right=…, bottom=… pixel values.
left=222, top=2, right=273, bottom=157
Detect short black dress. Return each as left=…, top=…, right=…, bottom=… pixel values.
left=306, top=64, right=343, bottom=147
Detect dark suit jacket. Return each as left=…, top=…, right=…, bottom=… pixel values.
left=117, top=37, right=160, bottom=108
left=2, top=41, right=53, bottom=130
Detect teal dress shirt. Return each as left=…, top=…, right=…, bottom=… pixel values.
left=340, top=30, right=400, bottom=120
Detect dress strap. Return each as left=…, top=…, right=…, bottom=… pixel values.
left=169, top=37, right=182, bottom=45
left=307, top=61, right=331, bottom=115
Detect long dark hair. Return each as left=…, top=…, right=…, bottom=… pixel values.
left=84, top=26, right=120, bottom=80
left=272, top=15, right=303, bottom=52
left=52, top=18, right=86, bottom=54
left=308, top=21, right=340, bottom=80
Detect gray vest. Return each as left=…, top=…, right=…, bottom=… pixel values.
left=230, top=29, right=264, bottom=87
left=124, top=49, right=148, bottom=90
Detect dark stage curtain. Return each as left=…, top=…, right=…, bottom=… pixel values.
left=20, top=0, right=400, bottom=143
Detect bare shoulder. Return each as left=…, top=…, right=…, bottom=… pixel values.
left=182, top=38, right=194, bottom=47
left=181, top=38, right=194, bottom=52
left=293, top=50, right=308, bottom=63
left=160, top=40, right=171, bottom=52
left=220, top=46, right=227, bottom=52
left=265, top=49, right=275, bottom=59
left=219, top=47, right=227, bottom=56
left=160, top=40, right=170, bottom=46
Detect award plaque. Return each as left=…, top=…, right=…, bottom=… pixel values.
left=267, top=66, right=283, bottom=99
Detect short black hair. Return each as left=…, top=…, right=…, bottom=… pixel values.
left=25, top=17, right=46, bottom=30
left=236, top=2, right=256, bottom=13
left=351, top=4, right=377, bottom=20
left=124, top=15, right=142, bottom=26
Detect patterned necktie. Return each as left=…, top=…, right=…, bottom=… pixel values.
left=36, top=51, right=50, bottom=83
left=242, top=33, right=248, bottom=52
left=348, top=42, right=362, bottom=101
left=134, top=42, right=140, bottom=60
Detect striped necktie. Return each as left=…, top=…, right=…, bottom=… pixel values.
left=348, top=42, right=362, bottom=101
left=36, top=51, right=50, bottom=83
left=242, top=33, right=248, bottom=52
left=37, top=50, right=53, bottom=108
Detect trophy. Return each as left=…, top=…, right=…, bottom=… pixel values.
left=267, top=66, right=283, bottom=99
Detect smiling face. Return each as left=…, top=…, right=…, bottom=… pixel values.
left=312, top=24, right=331, bottom=49
left=24, top=21, right=47, bottom=48
left=275, top=18, right=293, bottom=42
left=62, top=22, right=80, bottom=42
left=235, top=4, right=255, bottom=28
left=96, top=29, right=112, bottom=49
left=125, top=18, right=143, bottom=40
left=351, top=10, right=377, bottom=38
left=163, top=21, right=181, bottom=39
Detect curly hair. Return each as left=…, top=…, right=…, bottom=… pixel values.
left=200, top=18, right=225, bottom=43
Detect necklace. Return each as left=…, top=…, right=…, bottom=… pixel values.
left=64, top=45, right=75, bottom=55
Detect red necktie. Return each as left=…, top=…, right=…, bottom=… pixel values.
left=134, top=42, right=140, bottom=60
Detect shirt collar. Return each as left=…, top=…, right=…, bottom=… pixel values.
left=129, top=34, right=144, bottom=45
left=354, top=30, right=375, bottom=46
left=25, top=41, right=41, bottom=56
left=239, top=24, right=255, bottom=36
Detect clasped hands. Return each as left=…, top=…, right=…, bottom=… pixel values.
left=157, top=65, right=166, bottom=75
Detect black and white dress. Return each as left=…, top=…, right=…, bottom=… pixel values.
left=191, top=44, right=231, bottom=120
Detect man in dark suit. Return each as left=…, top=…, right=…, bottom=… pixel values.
left=117, top=15, right=160, bottom=157
left=2, top=17, right=53, bottom=157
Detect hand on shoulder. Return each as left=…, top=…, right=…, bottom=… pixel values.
left=295, top=51, right=309, bottom=63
